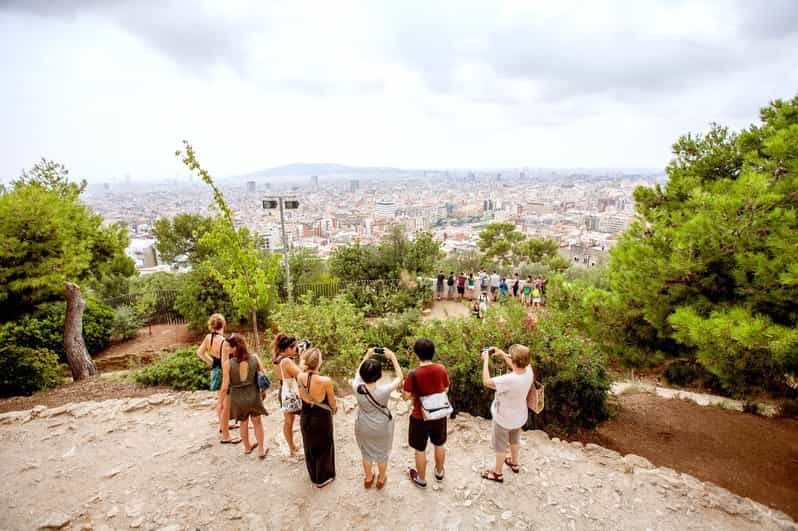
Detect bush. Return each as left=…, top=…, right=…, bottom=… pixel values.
left=364, top=309, right=422, bottom=368
left=273, top=295, right=367, bottom=380
left=0, top=298, right=114, bottom=360
left=134, top=348, right=208, bottom=390
left=664, top=359, right=700, bottom=387
left=0, top=345, right=63, bottom=397
left=110, top=305, right=143, bottom=341
left=413, top=301, right=610, bottom=432
left=174, top=264, right=238, bottom=332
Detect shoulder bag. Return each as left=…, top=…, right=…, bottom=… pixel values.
left=277, top=358, right=302, bottom=413
left=526, top=374, right=545, bottom=414
left=357, top=384, right=392, bottom=420
left=409, top=369, right=453, bottom=421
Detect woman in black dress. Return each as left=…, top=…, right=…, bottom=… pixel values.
left=297, top=348, right=337, bottom=488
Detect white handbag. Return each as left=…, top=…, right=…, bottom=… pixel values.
left=410, top=370, right=453, bottom=421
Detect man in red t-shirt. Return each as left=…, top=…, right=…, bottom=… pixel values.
left=402, top=338, right=450, bottom=488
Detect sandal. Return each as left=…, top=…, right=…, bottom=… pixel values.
left=481, top=470, right=504, bottom=483
left=220, top=437, right=241, bottom=444
left=376, top=476, right=387, bottom=490
left=244, top=444, right=256, bottom=455
left=504, top=457, right=521, bottom=473
left=258, top=448, right=269, bottom=460
left=364, top=475, right=375, bottom=489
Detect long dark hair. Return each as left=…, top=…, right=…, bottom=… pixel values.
left=227, top=333, right=250, bottom=363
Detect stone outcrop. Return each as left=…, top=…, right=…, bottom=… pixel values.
left=0, top=391, right=795, bottom=530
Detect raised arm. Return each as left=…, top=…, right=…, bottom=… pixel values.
left=196, top=335, right=213, bottom=366
left=385, top=348, right=404, bottom=390
left=281, top=357, right=301, bottom=378
left=482, top=350, right=496, bottom=389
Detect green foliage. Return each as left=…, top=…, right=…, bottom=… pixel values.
left=0, top=299, right=114, bottom=360
left=477, top=222, right=525, bottom=265
left=110, top=305, right=143, bottom=341
left=364, top=309, right=422, bottom=365
left=341, top=279, right=431, bottom=317
left=177, top=142, right=280, bottom=343
left=516, top=237, right=559, bottom=263
left=174, top=264, right=237, bottom=332
left=0, top=160, right=133, bottom=319
left=152, top=213, right=214, bottom=268
left=603, top=95, right=798, bottom=394
left=414, top=301, right=609, bottom=432
left=134, top=348, right=208, bottom=390
left=273, top=295, right=368, bottom=380
left=436, top=250, right=483, bottom=275
left=0, top=345, right=63, bottom=397
left=329, top=228, right=443, bottom=282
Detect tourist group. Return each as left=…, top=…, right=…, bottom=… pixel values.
left=197, top=313, right=537, bottom=489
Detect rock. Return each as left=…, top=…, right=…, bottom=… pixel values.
left=623, top=454, right=654, bottom=470
left=106, top=507, right=119, bottom=518
left=37, top=512, right=70, bottom=529
left=0, top=410, right=31, bottom=424
left=122, top=399, right=148, bottom=413
left=20, top=461, right=40, bottom=472
left=525, top=430, right=550, bottom=445
left=102, top=467, right=122, bottom=479
left=501, top=511, right=513, bottom=520
left=32, top=405, right=47, bottom=416
left=129, top=517, right=144, bottom=528
left=40, top=405, right=68, bottom=418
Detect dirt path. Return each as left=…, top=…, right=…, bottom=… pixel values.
left=576, top=392, right=798, bottom=520
left=93, top=324, right=195, bottom=372
left=1, top=392, right=795, bottom=531
left=0, top=380, right=169, bottom=414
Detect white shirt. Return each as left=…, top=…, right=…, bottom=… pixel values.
left=490, top=367, right=533, bottom=430
left=490, top=273, right=500, bottom=287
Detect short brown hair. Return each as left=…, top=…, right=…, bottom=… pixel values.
left=207, top=313, right=226, bottom=332
left=508, top=344, right=530, bottom=369
left=304, top=348, right=322, bottom=371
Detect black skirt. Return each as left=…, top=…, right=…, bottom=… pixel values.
left=299, top=403, right=335, bottom=485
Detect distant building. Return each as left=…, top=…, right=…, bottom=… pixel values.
left=483, top=199, right=494, bottom=212
left=310, top=175, right=319, bottom=189
left=375, top=199, right=397, bottom=218
left=349, top=179, right=359, bottom=193
left=246, top=181, right=256, bottom=193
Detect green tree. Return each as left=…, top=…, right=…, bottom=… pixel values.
left=176, top=141, right=280, bottom=350
left=13, top=158, right=86, bottom=199
left=516, top=237, right=559, bottom=263
left=0, top=168, right=132, bottom=320
left=606, top=95, right=798, bottom=394
left=477, top=222, right=525, bottom=265
left=152, top=213, right=214, bottom=268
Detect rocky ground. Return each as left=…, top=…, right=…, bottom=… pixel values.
left=1, top=390, right=796, bottom=531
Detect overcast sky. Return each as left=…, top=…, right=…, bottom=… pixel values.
left=1, top=1, right=797, bottom=182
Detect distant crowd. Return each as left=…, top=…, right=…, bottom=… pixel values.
left=197, top=313, right=539, bottom=490
left=435, top=270, right=548, bottom=317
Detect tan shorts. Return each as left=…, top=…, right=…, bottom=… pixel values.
left=491, top=420, right=520, bottom=452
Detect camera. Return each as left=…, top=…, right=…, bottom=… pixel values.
left=297, top=340, right=311, bottom=350
left=374, top=346, right=385, bottom=354
left=481, top=347, right=496, bottom=355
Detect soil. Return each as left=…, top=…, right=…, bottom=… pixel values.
left=93, top=324, right=196, bottom=372
left=575, top=392, right=798, bottom=520
left=1, top=391, right=795, bottom=530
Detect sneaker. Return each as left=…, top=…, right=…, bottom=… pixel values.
left=434, top=468, right=445, bottom=481
left=408, top=468, right=427, bottom=488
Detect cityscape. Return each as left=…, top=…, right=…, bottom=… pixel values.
left=85, top=167, right=664, bottom=273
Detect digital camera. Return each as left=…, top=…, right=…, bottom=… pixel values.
left=297, top=339, right=311, bottom=350
left=374, top=346, right=385, bottom=354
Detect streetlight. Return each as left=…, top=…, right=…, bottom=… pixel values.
left=262, top=197, right=300, bottom=302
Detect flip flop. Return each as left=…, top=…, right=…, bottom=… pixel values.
left=481, top=470, right=504, bottom=483
left=504, top=457, right=521, bottom=473
left=258, top=448, right=269, bottom=459
left=364, top=475, right=375, bottom=489
left=220, top=437, right=241, bottom=444
left=244, top=444, right=256, bottom=454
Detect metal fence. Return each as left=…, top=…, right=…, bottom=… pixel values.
left=104, top=289, right=186, bottom=325
left=277, top=278, right=402, bottom=303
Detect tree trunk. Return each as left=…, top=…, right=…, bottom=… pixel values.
left=64, top=282, right=97, bottom=380
left=250, top=308, right=261, bottom=352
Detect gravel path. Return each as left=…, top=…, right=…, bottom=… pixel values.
left=1, top=390, right=795, bottom=531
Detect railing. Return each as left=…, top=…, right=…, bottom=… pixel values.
left=277, top=279, right=402, bottom=303
left=104, top=289, right=186, bottom=325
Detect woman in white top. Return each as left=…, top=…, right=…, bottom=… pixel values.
left=480, top=344, right=534, bottom=482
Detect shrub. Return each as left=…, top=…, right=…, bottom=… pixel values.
left=0, top=298, right=114, bottom=360
left=174, top=264, right=238, bottom=332
left=0, top=345, right=63, bottom=397
left=664, top=359, right=699, bottom=387
left=134, top=348, right=208, bottom=390
left=272, top=295, right=367, bottom=380
left=778, top=399, right=798, bottom=419
left=364, top=309, right=421, bottom=367
left=110, top=305, right=143, bottom=341
left=413, top=301, right=610, bottom=432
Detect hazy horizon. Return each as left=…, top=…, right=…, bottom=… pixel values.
left=1, top=1, right=796, bottom=183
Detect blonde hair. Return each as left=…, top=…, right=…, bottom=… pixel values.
left=207, top=313, right=226, bottom=332
left=304, top=348, right=322, bottom=371
left=508, top=344, right=530, bottom=369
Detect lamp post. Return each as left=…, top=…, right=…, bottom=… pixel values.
left=262, top=197, right=300, bottom=302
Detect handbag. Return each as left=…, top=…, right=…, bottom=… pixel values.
left=526, top=377, right=545, bottom=414
left=409, top=369, right=453, bottom=421
left=277, top=358, right=302, bottom=413
left=257, top=370, right=271, bottom=391
left=357, top=384, right=392, bottom=420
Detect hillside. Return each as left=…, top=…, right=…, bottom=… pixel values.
left=1, top=390, right=795, bottom=530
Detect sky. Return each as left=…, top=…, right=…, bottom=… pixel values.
left=1, top=0, right=797, bottom=182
